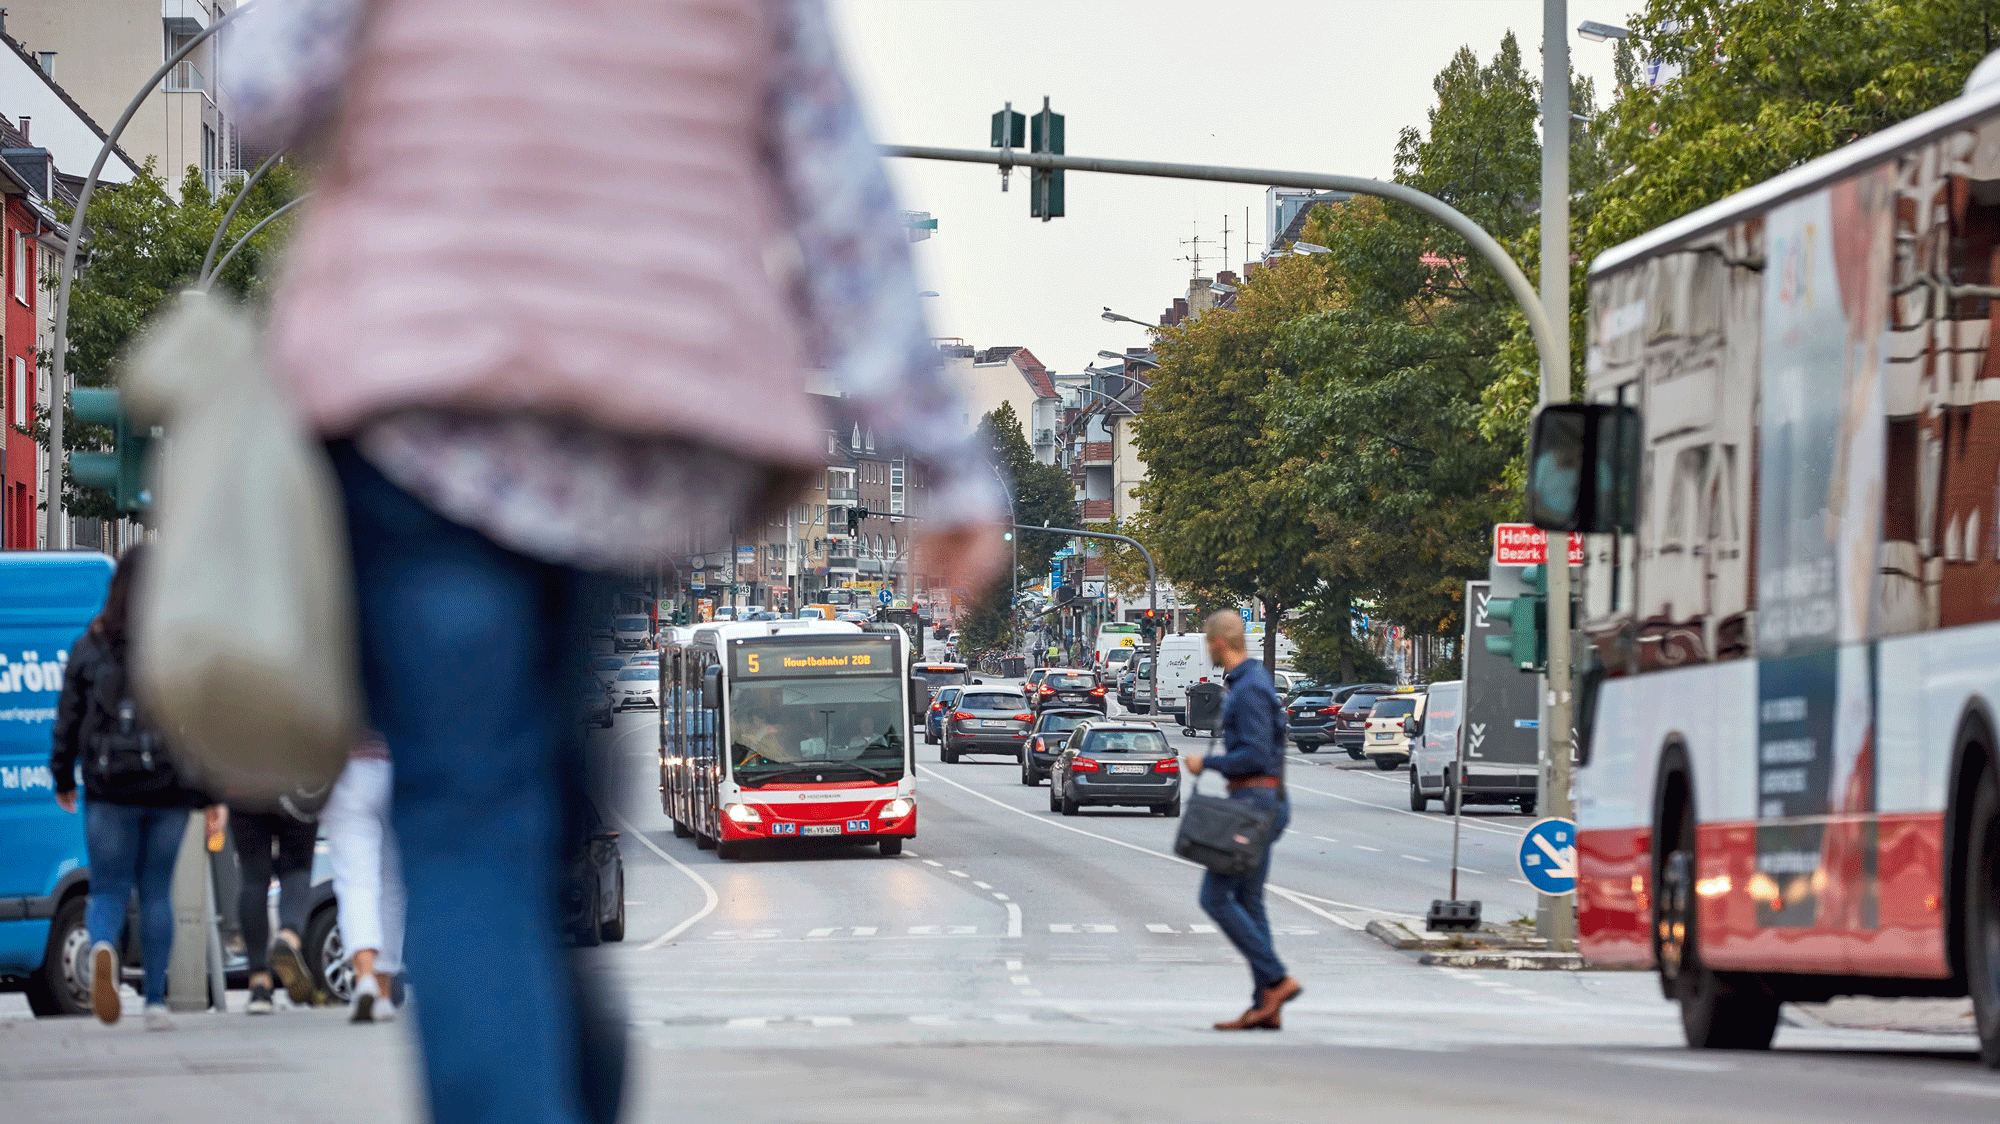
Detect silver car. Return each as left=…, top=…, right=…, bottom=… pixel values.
left=942, top=687, right=1033, bottom=763
left=612, top=666, right=659, bottom=710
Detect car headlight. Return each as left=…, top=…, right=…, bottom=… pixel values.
left=723, top=803, right=763, bottom=824
left=881, top=798, right=913, bottom=819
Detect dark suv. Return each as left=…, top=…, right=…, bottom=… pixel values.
left=1283, top=686, right=1338, bottom=752
left=942, top=688, right=1035, bottom=763
left=1329, top=683, right=1397, bottom=760
left=1031, top=669, right=1105, bottom=714
left=1019, top=708, right=1098, bottom=785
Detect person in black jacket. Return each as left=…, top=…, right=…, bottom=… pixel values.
left=49, top=545, right=218, bottom=1029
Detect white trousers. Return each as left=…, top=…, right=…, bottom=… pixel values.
left=322, top=758, right=406, bottom=975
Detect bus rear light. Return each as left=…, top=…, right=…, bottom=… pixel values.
left=723, top=802, right=763, bottom=824
left=1071, top=757, right=1100, bottom=772
left=1154, top=758, right=1180, bottom=773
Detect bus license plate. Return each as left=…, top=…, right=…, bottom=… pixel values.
left=846, top=819, right=871, bottom=832
left=801, top=825, right=840, bottom=836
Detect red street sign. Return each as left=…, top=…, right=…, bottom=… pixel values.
left=1493, top=524, right=1584, bottom=566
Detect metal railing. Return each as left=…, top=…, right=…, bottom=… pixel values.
left=165, top=61, right=206, bottom=93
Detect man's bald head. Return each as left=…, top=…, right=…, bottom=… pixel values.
left=1204, top=610, right=1247, bottom=655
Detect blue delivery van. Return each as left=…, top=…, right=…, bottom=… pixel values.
left=0, top=552, right=113, bottom=1015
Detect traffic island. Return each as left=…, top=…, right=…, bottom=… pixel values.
left=1365, top=918, right=1581, bottom=967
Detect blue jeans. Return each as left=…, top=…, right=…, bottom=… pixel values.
left=1197, top=787, right=1289, bottom=1006
left=332, top=443, right=624, bottom=1124
left=84, top=801, right=191, bottom=1005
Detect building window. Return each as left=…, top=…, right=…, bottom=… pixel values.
left=815, top=504, right=824, bottom=525
left=11, top=356, right=24, bottom=428
left=11, top=233, right=23, bottom=304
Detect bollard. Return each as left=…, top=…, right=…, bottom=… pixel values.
left=167, top=813, right=213, bottom=1011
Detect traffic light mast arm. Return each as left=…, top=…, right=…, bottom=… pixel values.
left=1012, top=522, right=1156, bottom=634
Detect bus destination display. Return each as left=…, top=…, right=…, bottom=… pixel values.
left=734, top=638, right=895, bottom=678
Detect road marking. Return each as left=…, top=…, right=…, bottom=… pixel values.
left=909, top=1014, right=952, bottom=1026
left=992, top=892, right=1011, bottom=901
left=1267, top=887, right=1362, bottom=931
left=1354, top=845, right=1382, bottom=852
left=1925, top=1082, right=2000, bottom=1099
left=1511, top=878, right=1531, bottom=887
left=806, top=927, right=839, bottom=938
left=1284, top=780, right=1528, bottom=837
left=610, top=809, right=720, bottom=952
left=1146, top=923, right=1175, bottom=933
left=1460, top=867, right=1485, bottom=875
left=1010, top=975, right=1032, bottom=985
left=908, top=925, right=977, bottom=935
left=1312, top=835, right=1339, bottom=843
left=1020, top=988, right=1043, bottom=997
left=725, top=1017, right=769, bottom=1029
left=1049, top=923, right=1119, bottom=933
left=852, top=926, right=878, bottom=936
left=808, top=1015, right=853, bottom=1028
left=915, top=764, right=1410, bottom=922
left=974, top=880, right=993, bottom=889
left=1401, top=854, right=1429, bottom=863
left=1602, top=1055, right=1735, bottom=1073
left=923, top=860, right=943, bottom=867
left=1189, top=923, right=1219, bottom=934
left=950, top=870, right=970, bottom=878
left=1005, top=903, right=1023, bottom=939
left=1006, top=959, right=1023, bottom=970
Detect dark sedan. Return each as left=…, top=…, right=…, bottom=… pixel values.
left=1018, top=707, right=1098, bottom=785
left=923, top=685, right=963, bottom=746
left=1049, top=721, right=1181, bottom=816
left=942, top=688, right=1035, bottom=763
left=1031, top=669, right=1106, bottom=714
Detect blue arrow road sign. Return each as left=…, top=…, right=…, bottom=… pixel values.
left=1517, top=817, right=1577, bottom=895
left=878, top=587, right=893, bottom=605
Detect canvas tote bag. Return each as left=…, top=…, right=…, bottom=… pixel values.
left=122, top=291, right=359, bottom=794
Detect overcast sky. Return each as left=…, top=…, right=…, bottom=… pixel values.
left=828, top=0, right=1640, bottom=378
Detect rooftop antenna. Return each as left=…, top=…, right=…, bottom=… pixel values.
left=1221, top=214, right=1229, bottom=273
left=1178, top=220, right=1209, bottom=278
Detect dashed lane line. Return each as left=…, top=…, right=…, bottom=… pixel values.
left=610, top=809, right=721, bottom=951
left=917, top=764, right=1414, bottom=924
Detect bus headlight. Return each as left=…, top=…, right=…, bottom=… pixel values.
left=723, top=803, right=763, bottom=824
left=881, top=798, right=913, bottom=819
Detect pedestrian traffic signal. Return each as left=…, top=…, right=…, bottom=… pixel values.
left=68, top=387, right=152, bottom=512
left=1030, top=97, right=1064, bottom=221
left=1485, top=565, right=1548, bottom=673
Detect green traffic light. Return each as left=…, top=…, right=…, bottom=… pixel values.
left=1002, top=531, right=1013, bottom=541
left=69, top=387, right=152, bottom=512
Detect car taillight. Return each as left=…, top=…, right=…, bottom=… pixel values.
left=1072, top=757, right=1100, bottom=772
left=1153, top=758, right=1180, bottom=773
left=1318, top=707, right=1340, bottom=716
left=1089, top=686, right=1106, bottom=696
left=952, top=711, right=973, bottom=721
left=1013, top=713, right=1033, bottom=721
left=1040, top=686, right=1055, bottom=695
left=930, top=701, right=944, bottom=712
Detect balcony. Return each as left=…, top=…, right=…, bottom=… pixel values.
left=165, top=61, right=206, bottom=94
left=828, top=553, right=858, bottom=570
left=1081, top=441, right=1113, bottom=465
left=1081, top=499, right=1113, bottom=521
left=827, top=486, right=858, bottom=503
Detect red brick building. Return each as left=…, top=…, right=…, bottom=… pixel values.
left=1, top=141, right=42, bottom=549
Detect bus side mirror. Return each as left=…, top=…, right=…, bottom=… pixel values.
left=703, top=665, right=722, bottom=710
left=1526, top=403, right=1639, bottom=533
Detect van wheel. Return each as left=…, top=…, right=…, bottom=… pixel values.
left=1965, top=763, right=2000, bottom=1068
left=1409, top=771, right=1429, bottom=812
left=24, top=895, right=91, bottom=1016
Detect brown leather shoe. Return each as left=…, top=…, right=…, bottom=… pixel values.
left=1213, top=1007, right=1266, bottom=1030
left=1246, top=977, right=1302, bottom=1023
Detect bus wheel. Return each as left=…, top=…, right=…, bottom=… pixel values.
left=696, top=832, right=716, bottom=851
left=672, top=818, right=692, bottom=839
left=1966, top=763, right=2000, bottom=1068
left=1660, top=791, right=1777, bottom=1050
left=715, top=840, right=743, bottom=860
left=879, top=838, right=904, bottom=856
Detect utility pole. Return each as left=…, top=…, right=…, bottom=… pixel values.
left=1537, top=0, right=1577, bottom=951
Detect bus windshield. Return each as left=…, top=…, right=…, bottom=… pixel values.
left=728, top=679, right=905, bottom=787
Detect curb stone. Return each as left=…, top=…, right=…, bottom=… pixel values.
left=1419, top=950, right=1586, bottom=970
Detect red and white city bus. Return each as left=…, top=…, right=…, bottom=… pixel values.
left=1543, top=67, right=2000, bottom=1062
left=659, top=620, right=915, bottom=859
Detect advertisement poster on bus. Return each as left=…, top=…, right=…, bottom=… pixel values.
left=1753, top=173, right=1889, bottom=929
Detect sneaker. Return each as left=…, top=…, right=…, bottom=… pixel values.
left=246, top=982, right=274, bottom=1015
left=373, top=994, right=397, bottom=1024
left=143, top=1003, right=176, bottom=1031
left=89, top=941, right=121, bottom=1025
left=268, top=934, right=313, bottom=1004
left=349, top=973, right=378, bottom=1024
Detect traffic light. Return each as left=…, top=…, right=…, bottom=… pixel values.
left=1030, top=97, right=1064, bottom=221
left=1485, top=565, right=1547, bottom=673
left=846, top=506, right=870, bottom=535
left=69, top=387, right=153, bottom=512
left=1141, top=607, right=1159, bottom=639
left=1003, top=530, right=1013, bottom=542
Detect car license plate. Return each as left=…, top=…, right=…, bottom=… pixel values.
left=769, top=822, right=798, bottom=835
left=801, top=825, right=840, bottom=836
left=1374, top=732, right=1395, bottom=740
left=1062, top=695, right=1083, bottom=701
left=983, top=719, right=1010, bottom=728
left=846, top=819, right=871, bottom=832
left=1110, top=763, right=1147, bottom=775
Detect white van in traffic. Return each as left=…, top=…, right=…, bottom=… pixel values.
left=1152, top=633, right=1218, bottom=722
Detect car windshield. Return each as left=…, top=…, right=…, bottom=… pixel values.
left=615, top=616, right=648, bottom=631
left=912, top=667, right=969, bottom=688
left=727, top=679, right=905, bottom=785
left=616, top=669, right=654, bottom=682
left=1035, top=712, right=1090, bottom=735
left=1370, top=698, right=1418, bottom=718
left=1291, top=692, right=1332, bottom=706
left=1047, top=674, right=1094, bottom=690
left=933, top=687, right=961, bottom=708
left=1083, top=729, right=1170, bottom=756
left=960, top=692, right=1023, bottom=712
left=593, top=657, right=626, bottom=671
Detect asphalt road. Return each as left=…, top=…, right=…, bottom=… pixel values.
left=588, top=680, right=1999, bottom=1124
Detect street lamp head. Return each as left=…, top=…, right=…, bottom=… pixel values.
left=1292, top=241, right=1331, bottom=255
left=1576, top=20, right=1629, bottom=41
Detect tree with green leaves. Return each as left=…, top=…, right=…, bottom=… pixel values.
left=958, top=402, right=1075, bottom=654
left=37, top=159, right=303, bottom=519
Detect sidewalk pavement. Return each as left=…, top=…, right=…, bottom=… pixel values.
left=0, top=1006, right=421, bottom=1124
